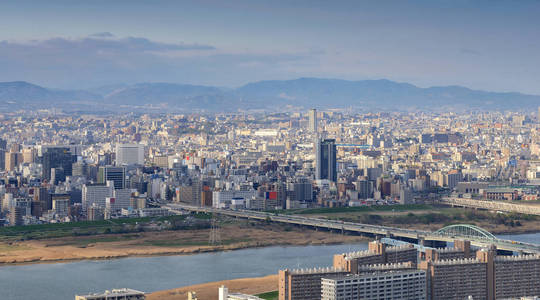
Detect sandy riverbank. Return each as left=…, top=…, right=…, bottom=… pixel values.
left=0, top=215, right=538, bottom=266
left=147, top=275, right=278, bottom=300
left=0, top=223, right=369, bottom=265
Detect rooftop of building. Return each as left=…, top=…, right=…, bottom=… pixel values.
left=285, top=266, right=346, bottom=275
left=386, top=244, right=416, bottom=252
left=357, top=261, right=415, bottom=272
left=322, top=269, right=426, bottom=282
left=227, top=293, right=264, bottom=300
left=431, top=257, right=482, bottom=266
left=494, top=254, right=540, bottom=262
left=433, top=247, right=468, bottom=253
left=340, top=249, right=379, bottom=260
left=76, top=288, right=145, bottom=298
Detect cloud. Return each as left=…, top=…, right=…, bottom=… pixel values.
left=0, top=34, right=309, bottom=88
left=0, top=34, right=215, bottom=55
left=89, top=32, right=115, bottom=38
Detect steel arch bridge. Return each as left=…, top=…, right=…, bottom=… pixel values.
left=434, top=224, right=497, bottom=240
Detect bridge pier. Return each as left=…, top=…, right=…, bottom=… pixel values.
left=497, top=249, right=513, bottom=256
left=422, top=240, right=447, bottom=248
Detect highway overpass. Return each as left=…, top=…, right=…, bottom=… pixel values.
left=440, top=197, right=540, bottom=216
left=165, top=203, right=540, bottom=254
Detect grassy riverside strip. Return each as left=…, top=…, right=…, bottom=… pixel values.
left=0, top=206, right=538, bottom=265
left=281, top=205, right=540, bottom=233
left=0, top=221, right=370, bottom=265
left=0, top=213, right=211, bottom=242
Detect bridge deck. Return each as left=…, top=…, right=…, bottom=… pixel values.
left=440, top=197, right=540, bottom=216
left=166, top=204, right=540, bottom=254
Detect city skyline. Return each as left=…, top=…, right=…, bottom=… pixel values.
left=1, top=1, right=540, bottom=299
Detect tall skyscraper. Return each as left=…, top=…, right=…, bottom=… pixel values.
left=308, top=108, right=317, bottom=133
left=0, top=149, right=6, bottom=171
left=5, top=151, right=23, bottom=172
left=0, top=139, right=5, bottom=171
left=115, top=144, right=144, bottom=166
left=98, top=166, right=126, bottom=189
left=41, top=147, right=73, bottom=182
left=316, top=138, right=337, bottom=182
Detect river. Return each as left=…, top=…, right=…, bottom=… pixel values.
left=0, top=233, right=538, bottom=300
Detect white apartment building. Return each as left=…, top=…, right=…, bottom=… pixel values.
left=321, top=269, right=426, bottom=300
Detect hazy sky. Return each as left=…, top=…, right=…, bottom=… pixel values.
left=1, top=0, right=540, bottom=93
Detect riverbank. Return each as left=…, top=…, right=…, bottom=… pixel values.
left=147, top=275, right=278, bottom=300
left=1, top=206, right=539, bottom=266
left=0, top=222, right=369, bottom=265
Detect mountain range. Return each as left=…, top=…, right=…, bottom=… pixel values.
left=0, top=78, right=539, bottom=112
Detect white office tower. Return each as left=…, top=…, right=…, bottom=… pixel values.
left=115, top=144, right=144, bottom=166
left=82, top=181, right=114, bottom=210
left=308, top=108, right=317, bottom=133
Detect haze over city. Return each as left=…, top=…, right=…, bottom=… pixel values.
left=1, top=0, right=540, bottom=94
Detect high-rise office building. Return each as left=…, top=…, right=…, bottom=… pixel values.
left=287, top=177, right=313, bottom=204
left=177, top=178, right=202, bottom=206
left=115, top=143, right=144, bottom=166
left=30, top=186, right=51, bottom=213
left=52, top=196, right=70, bottom=218
left=98, top=166, right=126, bottom=189
left=22, top=148, right=36, bottom=163
left=0, top=139, right=6, bottom=170
left=308, top=108, right=317, bottom=133
left=5, top=151, right=22, bottom=172
left=316, top=139, right=337, bottom=182
left=0, top=149, right=5, bottom=171
left=41, top=147, right=73, bottom=182
left=9, top=198, right=31, bottom=226
left=82, top=182, right=114, bottom=210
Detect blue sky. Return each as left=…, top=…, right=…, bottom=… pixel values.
left=1, top=0, right=540, bottom=94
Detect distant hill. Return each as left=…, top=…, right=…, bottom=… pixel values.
left=103, top=82, right=225, bottom=106
left=234, top=78, right=540, bottom=109
left=0, top=78, right=539, bottom=112
left=0, top=81, right=101, bottom=107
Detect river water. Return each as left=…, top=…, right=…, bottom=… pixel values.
left=0, top=233, right=538, bottom=300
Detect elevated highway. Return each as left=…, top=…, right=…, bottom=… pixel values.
left=440, top=197, right=540, bottom=216
left=165, top=203, right=540, bottom=254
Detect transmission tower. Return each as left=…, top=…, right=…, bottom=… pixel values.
left=209, top=213, right=222, bottom=245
